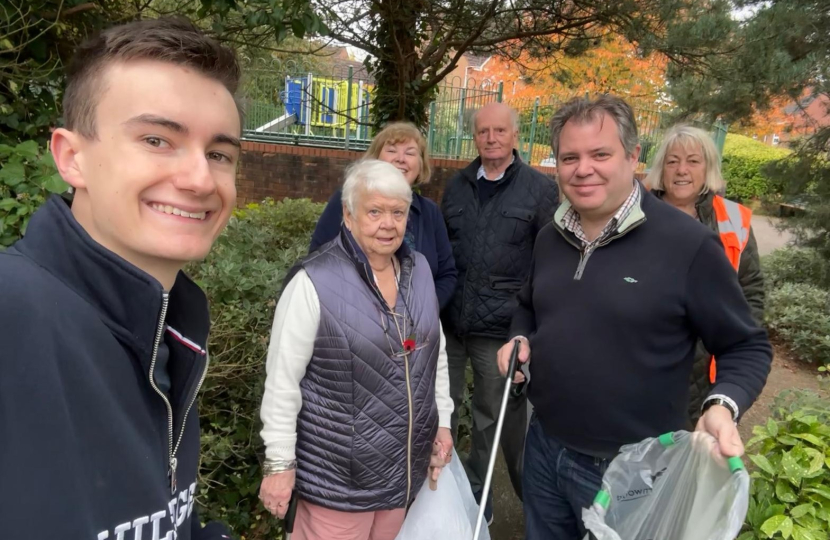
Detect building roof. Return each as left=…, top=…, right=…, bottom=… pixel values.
left=465, top=54, right=491, bottom=69
left=783, top=93, right=827, bottom=116
left=324, top=46, right=374, bottom=82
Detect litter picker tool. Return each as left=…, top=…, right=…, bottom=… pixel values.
left=472, top=338, right=521, bottom=540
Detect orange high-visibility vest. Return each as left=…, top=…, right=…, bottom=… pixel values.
left=709, top=195, right=753, bottom=383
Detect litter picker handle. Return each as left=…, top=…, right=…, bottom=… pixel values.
left=284, top=490, right=298, bottom=538
left=509, top=338, right=526, bottom=398
left=506, top=338, right=521, bottom=380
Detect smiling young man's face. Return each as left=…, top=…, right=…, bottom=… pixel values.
left=52, top=59, right=241, bottom=286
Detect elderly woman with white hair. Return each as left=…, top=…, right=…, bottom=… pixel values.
left=645, top=124, right=765, bottom=427
left=257, top=159, right=455, bottom=540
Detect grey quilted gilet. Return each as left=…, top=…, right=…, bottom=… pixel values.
left=295, top=230, right=440, bottom=511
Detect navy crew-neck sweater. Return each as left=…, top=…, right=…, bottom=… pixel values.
left=510, top=190, right=772, bottom=459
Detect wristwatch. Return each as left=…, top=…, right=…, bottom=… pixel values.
left=701, top=395, right=739, bottom=422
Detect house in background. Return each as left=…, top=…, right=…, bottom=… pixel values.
left=781, top=93, right=830, bottom=142
left=753, top=92, right=830, bottom=146
left=325, top=46, right=374, bottom=82
left=443, top=54, right=495, bottom=89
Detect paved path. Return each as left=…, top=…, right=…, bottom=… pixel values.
left=752, top=215, right=794, bottom=256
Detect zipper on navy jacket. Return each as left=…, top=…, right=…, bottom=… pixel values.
left=148, top=292, right=210, bottom=495
left=574, top=247, right=593, bottom=280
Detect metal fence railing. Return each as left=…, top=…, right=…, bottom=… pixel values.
left=240, top=64, right=728, bottom=167
left=426, top=80, right=504, bottom=159
left=501, top=96, right=728, bottom=169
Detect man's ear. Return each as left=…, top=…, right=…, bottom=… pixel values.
left=630, top=144, right=642, bottom=168
left=51, top=128, right=86, bottom=190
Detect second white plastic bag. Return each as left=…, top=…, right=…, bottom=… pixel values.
left=395, top=454, right=492, bottom=540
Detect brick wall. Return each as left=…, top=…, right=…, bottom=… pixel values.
left=236, top=141, right=558, bottom=206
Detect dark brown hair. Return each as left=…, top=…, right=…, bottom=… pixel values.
left=549, top=94, right=639, bottom=159
left=63, top=17, right=241, bottom=138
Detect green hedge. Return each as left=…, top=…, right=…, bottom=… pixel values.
left=722, top=134, right=790, bottom=202
left=763, top=247, right=830, bottom=365
left=765, top=282, right=830, bottom=365
left=763, top=247, right=830, bottom=290
left=189, top=198, right=324, bottom=539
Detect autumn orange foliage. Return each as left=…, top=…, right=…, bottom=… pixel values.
left=479, top=35, right=669, bottom=108
left=730, top=96, right=788, bottom=142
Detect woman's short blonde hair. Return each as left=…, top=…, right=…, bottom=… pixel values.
left=644, top=124, right=725, bottom=195
left=365, top=122, right=432, bottom=185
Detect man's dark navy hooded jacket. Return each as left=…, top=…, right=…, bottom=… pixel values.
left=0, top=196, right=231, bottom=540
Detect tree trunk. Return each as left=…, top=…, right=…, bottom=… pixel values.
left=370, top=0, right=432, bottom=129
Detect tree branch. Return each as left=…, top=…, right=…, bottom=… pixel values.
left=40, top=1, right=97, bottom=20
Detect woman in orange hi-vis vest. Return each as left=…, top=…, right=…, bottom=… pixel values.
left=645, top=124, right=765, bottom=428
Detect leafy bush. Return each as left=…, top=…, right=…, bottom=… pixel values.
left=722, top=134, right=791, bottom=202
left=762, top=247, right=830, bottom=290
left=765, top=282, right=830, bottom=365
left=0, top=140, right=68, bottom=248
left=190, top=198, right=324, bottom=539
left=740, top=389, right=830, bottom=540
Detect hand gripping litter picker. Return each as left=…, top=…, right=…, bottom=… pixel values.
left=472, top=338, right=522, bottom=540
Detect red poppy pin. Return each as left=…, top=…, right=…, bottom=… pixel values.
left=403, top=334, right=416, bottom=353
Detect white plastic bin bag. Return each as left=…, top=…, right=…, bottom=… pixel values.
left=395, top=455, right=491, bottom=540
left=582, top=431, right=750, bottom=540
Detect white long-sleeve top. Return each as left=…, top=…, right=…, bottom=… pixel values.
left=260, top=269, right=454, bottom=462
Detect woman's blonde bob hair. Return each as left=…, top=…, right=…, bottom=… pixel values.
left=644, top=124, right=725, bottom=195
left=365, top=122, right=432, bottom=185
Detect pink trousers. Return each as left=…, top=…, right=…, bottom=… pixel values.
left=291, top=500, right=406, bottom=540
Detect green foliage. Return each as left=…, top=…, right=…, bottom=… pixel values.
left=0, top=141, right=68, bottom=248
left=667, top=0, right=828, bottom=125
left=765, top=282, right=830, bottom=365
left=762, top=246, right=830, bottom=365
left=0, top=0, right=142, bottom=145
left=722, top=134, right=791, bottom=201
left=201, top=0, right=327, bottom=44
left=741, top=389, right=830, bottom=540
left=189, top=198, right=323, bottom=539
left=763, top=248, right=830, bottom=290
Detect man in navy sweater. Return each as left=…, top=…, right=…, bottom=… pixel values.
left=498, top=95, right=771, bottom=539
left=0, top=18, right=239, bottom=539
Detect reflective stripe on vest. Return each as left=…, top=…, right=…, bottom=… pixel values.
left=713, top=195, right=752, bottom=271
left=709, top=195, right=753, bottom=383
